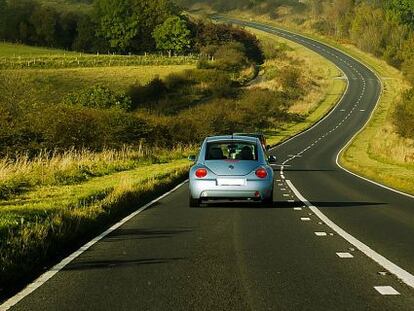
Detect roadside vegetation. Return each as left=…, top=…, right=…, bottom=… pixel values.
left=181, top=0, right=414, bottom=194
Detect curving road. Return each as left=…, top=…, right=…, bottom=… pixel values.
left=2, top=18, right=414, bottom=311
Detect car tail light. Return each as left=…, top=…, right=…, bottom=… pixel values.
left=195, top=168, right=207, bottom=178
left=255, top=168, right=267, bottom=179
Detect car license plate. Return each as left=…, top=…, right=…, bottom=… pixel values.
left=216, top=178, right=246, bottom=186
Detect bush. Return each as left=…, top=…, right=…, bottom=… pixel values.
left=63, top=85, right=132, bottom=111
left=127, top=77, right=168, bottom=110
left=213, top=42, right=248, bottom=72
left=261, top=41, right=290, bottom=60
left=395, top=89, right=414, bottom=139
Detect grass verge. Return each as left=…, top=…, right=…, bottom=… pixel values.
left=0, top=158, right=190, bottom=299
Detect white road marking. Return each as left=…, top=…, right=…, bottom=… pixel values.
left=294, top=207, right=302, bottom=211
left=287, top=200, right=295, bottom=203
left=0, top=180, right=190, bottom=311
left=283, top=194, right=290, bottom=197
left=374, top=286, right=400, bottom=296
left=315, top=232, right=327, bottom=236
left=336, top=252, right=354, bottom=258
left=301, top=217, right=311, bottom=221
left=286, top=180, right=414, bottom=289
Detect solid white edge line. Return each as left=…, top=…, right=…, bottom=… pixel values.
left=0, top=179, right=190, bottom=311
left=286, top=179, right=414, bottom=289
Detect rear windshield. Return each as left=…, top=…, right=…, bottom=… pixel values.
left=205, top=141, right=258, bottom=161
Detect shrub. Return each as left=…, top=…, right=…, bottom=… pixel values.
left=213, top=42, right=248, bottom=72
left=127, top=77, right=168, bottom=110
left=261, top=41, right=290, bottom=60
left=395, top=89, right=414, bottom=139
left=63, top=85, right=132, bottom=111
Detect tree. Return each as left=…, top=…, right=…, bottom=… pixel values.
left=388, top=0, right=414, bottom=27
left=30, top=6, right=59, bottom=46
left=94, top=0, right=179, bottom=53
left=152, top=16, right=191, bottom=56
left=0, top=0, right=6, bottom=38
left=3, top=0, right=37, bottom=43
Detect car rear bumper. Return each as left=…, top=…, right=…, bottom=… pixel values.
left=189, top=179, right=273, bottom=200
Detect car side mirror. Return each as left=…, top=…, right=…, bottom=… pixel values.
left=188, top=155, right=196, bottom=162
left=266, top=145, right=271, bottom=151
left=268, top=155, right=277, bottom=163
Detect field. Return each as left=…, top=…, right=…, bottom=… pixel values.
left=226, top=10, right=414, bottom=195
left=0, top=42, right=196, bottom=103
left=6, top=65, right=195, bottom=103
left=247, top=28, right=346, bottom=146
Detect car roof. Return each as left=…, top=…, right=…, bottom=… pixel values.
left=206, top=135, right=259, bottom=143
left=233, top=133, right=264, bottom=137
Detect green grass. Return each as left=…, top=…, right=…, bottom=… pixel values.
left=0, top=42, right=78, bottom=57
left=246, top=28, right=346, bottom=146
left=5, top=65, right=195, bottom=102
left=0, top=43, right=196, bottom=103
left=0, top=43, right=197, bottom=70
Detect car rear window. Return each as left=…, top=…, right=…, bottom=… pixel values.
left=205, top=141, right=258, bottom=161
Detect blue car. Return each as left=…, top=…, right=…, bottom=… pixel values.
left=188, top=135, right=276, bottom=207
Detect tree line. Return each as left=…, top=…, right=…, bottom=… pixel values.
left=306, top=0, right=414, bottom=84
left=0, top=0, right=262, bottom=60
left=305, top=0, right=414, bottom=138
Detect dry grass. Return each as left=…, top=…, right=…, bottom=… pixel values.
left=0, top=145, right=194, bottom=200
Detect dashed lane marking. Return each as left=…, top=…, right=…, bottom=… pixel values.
left=374, top=286, right=400, bottom=296
left=286, top=180, right=414, bottom=289
left=336, top=252, right=354, bottom=259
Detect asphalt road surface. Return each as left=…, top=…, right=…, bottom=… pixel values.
left=2, top=18, right=414, bottom=311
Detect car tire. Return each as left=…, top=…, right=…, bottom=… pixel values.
left=262, top=188, right=274, bottom=207
left=189, top=194, right=201, bottom=208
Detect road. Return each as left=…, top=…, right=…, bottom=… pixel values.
left=2, top=18, right=414, bottom=311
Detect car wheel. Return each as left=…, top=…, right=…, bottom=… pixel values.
left=189, top=194, right=201, bottom=207
left=262, top=188, right=274, bottom=207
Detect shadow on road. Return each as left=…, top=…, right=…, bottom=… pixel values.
left=310, top=201, right=386, bottom=208
left=196, top=200, right=299, bottom=209
left=64, top=257, right=186, bottom=271
left=283, top=169, right=336, bottom=172
left=194, top=201, right=386, bottom=209
left=105, top=227, right=193, bottom=241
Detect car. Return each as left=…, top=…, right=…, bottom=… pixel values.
left=233, top=132, right=270, bottom=151
left=188, top=135, right=276, bottom=207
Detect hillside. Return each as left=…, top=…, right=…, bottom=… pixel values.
left=184, top=0, right=414, bottom=194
